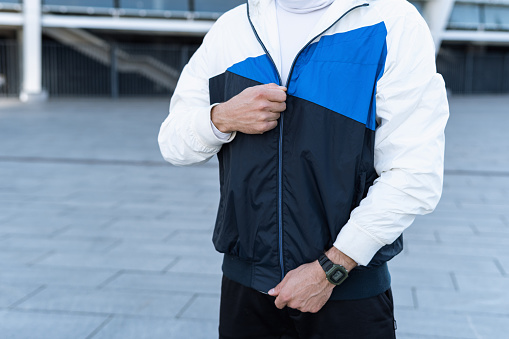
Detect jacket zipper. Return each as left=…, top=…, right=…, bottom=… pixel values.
left=247, top=2, right=369, bottom=281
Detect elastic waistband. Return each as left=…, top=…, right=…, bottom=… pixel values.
left=222, top=254, right=391, bottom=300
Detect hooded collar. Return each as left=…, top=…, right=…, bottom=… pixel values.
left=277, top=0, right=335, bottom=14
left=247, top=0, right=368, bottom=83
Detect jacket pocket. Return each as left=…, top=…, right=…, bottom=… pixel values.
left=377, top=288, right=395, bottom=315
left=212, top=195, right=240, bottom=256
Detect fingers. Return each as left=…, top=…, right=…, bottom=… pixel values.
left=270, top=274, right=291, bottom=309
left=268, top=282, right=283, bottom=296
left=274, top=295, right=288, bottom=309
left=269, top=102, right=286, bottom=113
left=265, top=83, right=287, bottom=91
left=261, top=120, right=278, bottom=133
left=254, top=84, right=287, bottom=103
left=258, top=98, right=285, bottom=114
left=265, top=88, right=287, bottom=103
left=227, top=84, right=286, bottom=134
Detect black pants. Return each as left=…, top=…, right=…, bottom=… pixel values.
left=219, top=276, right=396, bottom=339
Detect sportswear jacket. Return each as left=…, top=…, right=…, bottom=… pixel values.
left=158, top=0, right=449, bottom=300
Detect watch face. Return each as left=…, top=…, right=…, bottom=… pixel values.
left=331, top=269, right=345, bottom=283
left=327, top=265, right=348, bottom=285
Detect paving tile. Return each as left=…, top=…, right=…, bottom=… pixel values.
left=394, top=309, right=477, bottom=338
left=416, top=288, right=509, bottom=315
left=112, top=217, right=214, bottom=232
left=422, top=210, right=505, bottom=223
left=469, top=314, right=509, bottom=339
left=107, top=218, right=181, bottom=230
left=59, top=225, right=173, bottom=241
left=437, top=232, right=509, bottom=248
left=390, top=267, right=455, bottom=290
left=15, top=286, right=192, bottom=318
left=180, top=295, right=220, bottom=321
left=386, top=285, right=415, bottom=309
left=4, top=207, right=68, bottom=221
left=495, top=255, right=509, bottom=275
left=0, top=249, right=49, bottom=265
left=0, top=191, right=69, bottom=204
left=0, top=201, right=66, bottom=215
left=0, top=283, right=44, bottom=308
left=459, top=203, right=509, bottom=214
left=403, top=241, right=509, bottom=260
left=401, top=230, right=438, bottom=244
left=396, top=334, right=472, bottom=339
left=0, top=309, right=108, bottom=339
left=390, top=252, right=502, bottom=275
left=0, top=264, right=116, bottom=287
left=406, top=220, right=476, bottom=237
left=167, top=255, right=223, bottom=275
left=105, top=271, right=222, bottom=294
left=454, top=272, right=509, bottom=293
left=91, top=316, right=218, bottom=339
left=0, top=214, right=13, bottom=223
left=35, top=252, right=177, bottom=271
left=0, top=210, right=77, bottom=236
left=0, top=235, right=118, bottom=252
left=107, top=240, right=217, bottom=257
left=165, top=230, right=215, bottom=246
left=0, top=223, right=65, bottom=237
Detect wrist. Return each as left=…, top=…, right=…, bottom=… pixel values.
left=211, top=103, right=233, bottom=134
left=325, top=247, right=357, bottom=272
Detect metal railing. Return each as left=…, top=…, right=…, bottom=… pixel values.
left=0, top=40, right=20, bottom=97
left=437, top=47, right=509, bottom=94
left=3, top=39, right=509, bottom=98
left=0, top=39, right=198, bottom=98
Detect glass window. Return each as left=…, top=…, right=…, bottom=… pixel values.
left=39, top=0, right=246, bottom=14
left=120, top=0, right=188, bottom=12
left=448, top=3, right=481, bottom=30
left=484, top=5, right=509, bottom=31
left=43, top=0, right=114, bottom=8
left=194, top=0, right=245, bottom=13
left=0, top=0, right=20, bottom=3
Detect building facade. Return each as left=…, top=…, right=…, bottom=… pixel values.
left=0, top=0, right=508, bottom=99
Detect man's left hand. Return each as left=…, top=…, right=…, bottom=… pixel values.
left=268, top=260, right=333, bottom=313
left=268, top=247, right=357, bottom=313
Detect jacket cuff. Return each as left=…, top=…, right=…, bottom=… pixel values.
left=333, top=220, right=386, bottom=266
left=193, top=104, right=236, bottom=147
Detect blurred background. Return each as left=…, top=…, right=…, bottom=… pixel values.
left=0, top=0, right=509, bottom=99
left=0, top=1, right=508, bottom=339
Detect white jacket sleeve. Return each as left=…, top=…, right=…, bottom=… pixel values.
left=158, top=23, right=236, bottom=166
left=334, top=12, right=450, bottom=266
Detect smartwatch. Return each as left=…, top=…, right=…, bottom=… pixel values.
left=318, top=254, right=349, bottom=286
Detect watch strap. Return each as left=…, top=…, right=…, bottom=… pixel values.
left=318, top=254, right=334, bottom=272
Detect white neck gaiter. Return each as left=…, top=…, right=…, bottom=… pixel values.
left=277, top=0, right=335, bottom=13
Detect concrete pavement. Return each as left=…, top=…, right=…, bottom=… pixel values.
left=0, top=95, right=508, bottom=338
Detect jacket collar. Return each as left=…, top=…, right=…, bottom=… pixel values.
left=247, top=0, right=368, bottom=82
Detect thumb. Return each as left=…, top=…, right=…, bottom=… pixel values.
left=268, top=283, right=283, bottom=296
left=269, top=272, right=291, bottom=296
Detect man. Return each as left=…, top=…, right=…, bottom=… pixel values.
left=159, top=0, right=449, bottom=337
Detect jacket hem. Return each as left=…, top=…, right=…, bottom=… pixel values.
left=222, top=254, right=391, bottom=301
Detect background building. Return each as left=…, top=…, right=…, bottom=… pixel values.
left=0, top=0, right=508, bottom=100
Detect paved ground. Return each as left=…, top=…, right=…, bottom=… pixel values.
left=0, top=95, right=508, bottom=339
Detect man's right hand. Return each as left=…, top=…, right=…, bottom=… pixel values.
left=211, top=83, right=287, bottom=135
